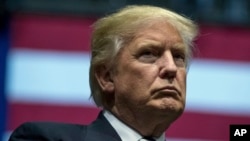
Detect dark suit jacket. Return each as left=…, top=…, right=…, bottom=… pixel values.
left=9, top=112, right=122, bottom=141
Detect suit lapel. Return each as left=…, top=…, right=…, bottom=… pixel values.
left=85, top=111, right=122, bottom=141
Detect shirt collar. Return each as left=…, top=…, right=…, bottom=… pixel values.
left=103, top=110, right=165, bottom=141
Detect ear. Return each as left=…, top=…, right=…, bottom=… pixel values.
left=95, top=66, right=114, bottom=94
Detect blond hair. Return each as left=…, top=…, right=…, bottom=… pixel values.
left=89, top=5, right=198, bottom=107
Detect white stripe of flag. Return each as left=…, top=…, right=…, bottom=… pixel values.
left=6, top=49, right=250, bottom=115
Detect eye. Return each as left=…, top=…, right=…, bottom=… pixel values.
left=173, top=53, right=185, bottom=61
left=141, top=50, right=156, bottom=57
left=173, top=52, right=186, bottom=66
left=137, top=49, right=159, bottom=63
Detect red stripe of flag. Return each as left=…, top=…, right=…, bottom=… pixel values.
left=10, top=13, right=95, bottom=52
left=196, top=25, right=250, bottom=62
left=7, top=102, right=100, bottom=129
left=10, top=13, right=250, bottom=62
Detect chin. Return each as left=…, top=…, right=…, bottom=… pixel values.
left=157, top=98, right=185, bottom=114
left=148, top=98, right=185, bottom=117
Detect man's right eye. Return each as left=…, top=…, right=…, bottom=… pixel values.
left=137, top=50, right=158, bottom=63
left=141, top=51, right=155, bottom=57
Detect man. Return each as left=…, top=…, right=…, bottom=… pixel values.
left=9, top=5, right=198, bottom=141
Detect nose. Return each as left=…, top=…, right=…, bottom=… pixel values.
left=158, top=51, right=177, bottom=79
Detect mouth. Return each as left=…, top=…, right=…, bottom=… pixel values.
left=152, top=86, right=181, bottom=99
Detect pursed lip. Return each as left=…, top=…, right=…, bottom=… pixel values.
left=152, top=86, right=181, bottom=99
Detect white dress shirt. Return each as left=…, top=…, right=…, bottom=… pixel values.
left=103, top=110, right=166, bottom=141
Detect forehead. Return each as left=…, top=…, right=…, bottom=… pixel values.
left=131, top=21, right=185, bottom=48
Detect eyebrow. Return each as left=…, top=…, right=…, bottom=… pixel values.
left=136, top=40, right=162, bottom=48
left=134, top=34, right=187, bottom=52
left=172, top=43, right=186, bottom=49
left=171, top=43, right=187, bottom=53
left=137, top=41, right=187, bottom=52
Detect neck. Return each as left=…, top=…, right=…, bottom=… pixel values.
left=109, top=107, right=174, bottom=137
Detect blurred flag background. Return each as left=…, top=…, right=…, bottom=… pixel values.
left=1, top=0, right=250, bottom=141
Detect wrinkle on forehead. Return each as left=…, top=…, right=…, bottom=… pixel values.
left=131, top=22, right=185, bottom=50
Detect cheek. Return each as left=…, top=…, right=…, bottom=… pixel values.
left=131, top=65, right=160, bottom=90
left=121, top=63, right=158, bottom=81
left=177, top=70, right=187, bottom=95
left=182, top=72, right=187, bottom=89
left=115, top=64, right=159, bottom=96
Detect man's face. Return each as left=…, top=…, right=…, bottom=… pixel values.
left=111, top=22, right=187, bottom=121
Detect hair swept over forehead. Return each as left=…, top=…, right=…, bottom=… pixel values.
left=92, top=5, right=198, bottom=42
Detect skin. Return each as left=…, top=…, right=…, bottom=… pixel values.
left=96, top=21, right=187, bottom=137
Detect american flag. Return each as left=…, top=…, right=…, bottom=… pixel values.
left=2, top=13, right=250, bottom=141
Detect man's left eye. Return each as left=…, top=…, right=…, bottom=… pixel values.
left=173, top=53, right=186, bottom=67
left=173, top=53, right=185, bottom=60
